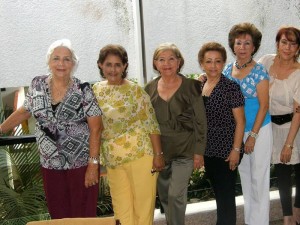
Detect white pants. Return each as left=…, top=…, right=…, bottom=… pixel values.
left=239, top=123, right=273, bottom=225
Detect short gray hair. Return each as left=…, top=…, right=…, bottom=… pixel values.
left=46, top=39, right=79, bottom=74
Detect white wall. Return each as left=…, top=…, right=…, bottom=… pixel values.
left=0, top=0, right=300, bottom=88
left=143, top=0, right=300, bottom=80
left=0, top=0, right=137, bottom=88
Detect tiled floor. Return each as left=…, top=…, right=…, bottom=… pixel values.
left=154, top=189, right=290, bottom=225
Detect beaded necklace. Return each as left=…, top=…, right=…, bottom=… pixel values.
left=234, top=57, right=253, bottom=70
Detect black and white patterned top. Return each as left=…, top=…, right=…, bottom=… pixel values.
left=24, top=75, right=102, bottom=170
left=202, top=75, right=245, bottom=158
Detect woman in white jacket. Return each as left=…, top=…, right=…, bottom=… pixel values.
left=259, top=26, right=300, bottom=225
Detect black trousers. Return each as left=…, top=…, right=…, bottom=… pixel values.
left=275, top=163, right=300, bottom=216
left=205, top=156, right=238, bottom=225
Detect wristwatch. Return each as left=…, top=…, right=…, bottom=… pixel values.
left=88, top=156, right=99, bottom=164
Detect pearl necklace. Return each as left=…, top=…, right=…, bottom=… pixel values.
left=234, top=57, right=253, bottom=70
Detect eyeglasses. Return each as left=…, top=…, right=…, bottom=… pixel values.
left=279, top=39, right=299, bottom=48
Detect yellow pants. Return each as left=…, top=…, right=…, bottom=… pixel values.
left=107, top=155, right=158, bottom=225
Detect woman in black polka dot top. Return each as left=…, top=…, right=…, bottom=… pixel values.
left=198, top=42, right=245, bottom=225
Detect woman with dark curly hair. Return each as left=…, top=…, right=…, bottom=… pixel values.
left=223, top=23, right=273, bottom=225
left=92, top=44, right=164, bottom=225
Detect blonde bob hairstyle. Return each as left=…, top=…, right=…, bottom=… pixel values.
left=46, top=39, right=79, bottom=75
left=152, top=42, right=185, bottom=72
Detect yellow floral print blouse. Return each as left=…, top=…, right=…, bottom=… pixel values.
left=93, top=81, right=160, bottom=168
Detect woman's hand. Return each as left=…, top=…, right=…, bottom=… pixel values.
left=152, top=155, right=165, bottom=172
left=84, top=163, right=99, bottom=188
left=150, top=134, right=164, bottom=173
left=225, top=150, right=240, bottom=171
left=280, top=145, right=293, bottom=164
left=281, top=100, right=300, bottom=163
left=244, top=136, right=256, bottom=154
left=198, top=73, right=207, bottom=83
left=194, top=154, right=204, bottom=169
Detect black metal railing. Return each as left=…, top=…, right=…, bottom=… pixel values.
left=0, top=135, right=36, bottom=146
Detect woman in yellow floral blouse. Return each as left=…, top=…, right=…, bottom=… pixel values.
left=92, top=44, right=164, bottom=225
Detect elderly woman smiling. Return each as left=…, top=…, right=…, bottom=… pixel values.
left=0, top=39, right=103, bottom=219
left=145, top=42, right=207, bottom=225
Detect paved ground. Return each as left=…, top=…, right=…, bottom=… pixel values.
left=271, top=220, right=283, bottom=225
left=154, top=190, right=288, bottom=225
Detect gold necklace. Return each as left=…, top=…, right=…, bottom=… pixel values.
left=202, top=77, right=220, bottom=96
left=49, top=75, right=72, bottom=104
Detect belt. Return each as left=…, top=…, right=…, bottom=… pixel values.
left=271, top=113, right=293, bottom=125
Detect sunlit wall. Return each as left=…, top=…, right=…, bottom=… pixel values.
left=1, top=0, right=300, bottom=88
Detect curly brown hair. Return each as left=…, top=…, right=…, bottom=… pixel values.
left=198, top=42, right=227, bottom=64
left=228, top=22, right=262, bottom=56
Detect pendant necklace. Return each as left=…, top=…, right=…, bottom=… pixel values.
left=202, top=76, right=220, bottom=96
left=235, top=57, right=253, bottom=70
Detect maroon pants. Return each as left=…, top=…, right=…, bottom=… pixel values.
left=42, top=166, right=99, bottom=219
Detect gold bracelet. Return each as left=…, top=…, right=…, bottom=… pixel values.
left=285, top=144, right=294, bottom=150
